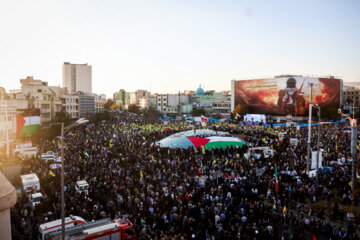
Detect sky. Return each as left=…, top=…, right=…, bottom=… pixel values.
left=0, top=0, right=359, bottom=98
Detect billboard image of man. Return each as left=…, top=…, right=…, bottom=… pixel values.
left=232, top=77, right=341, bottom=115
left=277, top=78, right=305, bottom=115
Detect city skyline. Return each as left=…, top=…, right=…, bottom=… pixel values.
left=0, top=0, right=359, bottom=97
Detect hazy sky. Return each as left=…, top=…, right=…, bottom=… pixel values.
left=0, top=0, right=359, bottom=98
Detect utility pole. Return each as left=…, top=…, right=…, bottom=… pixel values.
left=307, top=83, right=313, bottom=173
left=60, top=118, right=89, bottom=240
left=315, top=105, right=321, bottom=182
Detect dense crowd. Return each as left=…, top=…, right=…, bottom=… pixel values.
left=11, top=114, right=360, bottom=239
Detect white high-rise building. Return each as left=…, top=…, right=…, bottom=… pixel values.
left=62, top=62, right=92, bottom=94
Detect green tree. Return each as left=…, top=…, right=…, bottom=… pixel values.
left=191, top=108, right=206, bottom=117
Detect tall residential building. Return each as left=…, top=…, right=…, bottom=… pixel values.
left=113, top=89, right=130, bottom=107
left=62, top=62, right=92, bottom=94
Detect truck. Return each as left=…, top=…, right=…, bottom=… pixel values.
left=48, top=218, right=136, bottom=240
left=21, top=173, right=40, bottom=193
left=244, top=147, right=275, bottom=160
left=38, top=215, right=86, bottom=240
left=30, top=192, right=43, bottom=207
left=75, top=180, right=90, bottom=195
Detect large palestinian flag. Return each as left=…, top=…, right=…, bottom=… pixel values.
left=187, top=136, right=244, bottom=149
left=155, top=129, right=245, bottom=149
left=17, top=114, right=40, bottom=137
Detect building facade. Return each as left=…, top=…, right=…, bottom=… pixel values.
left=129, top=90, right=151, bottom=107
left=62, top=62, right=92, bottom=94
left=113, top=89, right=130, bottom=107
left=155, top=93, right=191, bottom=114
left=342, top=87, right=360, bottom=115
left=212, top=95, right=231, bottom=117
left=20, top=76, right=63, bottom=123
left=94, top=94, right=106, bottom=113
left=191, top=86, right=228, bottom=114
left=0, top=105, right=17, bottom=149
left=63, top=95, right=80, bottom=118
left=79, top=95, right=95, bottom=117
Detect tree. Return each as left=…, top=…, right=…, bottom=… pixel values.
left=32, top=108, right=72, bottom=143
left=143, top=106, right=160, bottom=123
left=104, top=99, right=114, bottom=110
left=54, top=108, right=72, bottom=126
left=110, top=104, right=118, bottom=111
left=93, top=110, right=111, bottom=122
left=232, top=104, right=248, bottom=118
left=191, top=108, right=206, bottom=117
left=127, top=103, right=141, bottom=114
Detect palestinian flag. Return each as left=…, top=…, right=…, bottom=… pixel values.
left=272, top=203, right=276, bottom=210
left=17, top=114, right=40, bottom=137
left=187, top=136, right=245, bottom=149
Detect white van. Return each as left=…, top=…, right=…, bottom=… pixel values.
left=30, top=192, right=43, bottom=207
left=38, top=215, right=85, bottom=240
left=244, top=147, right=275, bottom=160
left=21, top=173, right=40, bottom=193
left=75, top=180, right=89, bottom=195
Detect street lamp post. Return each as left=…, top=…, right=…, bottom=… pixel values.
left=314, top=105, right=321, bottom=182
left=307, top=83, right=314, bottom=173
left=60, top=118, right=88, bottom=240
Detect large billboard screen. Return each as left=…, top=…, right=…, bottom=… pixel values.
left=231, top=77, right=342, bottom=115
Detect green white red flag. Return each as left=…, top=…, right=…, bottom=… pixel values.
left=16, top=114, right=40, bottom=137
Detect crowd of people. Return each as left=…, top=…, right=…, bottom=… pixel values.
left=10, top=113, right=360, bottom=239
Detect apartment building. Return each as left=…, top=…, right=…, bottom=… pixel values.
left=19, top=76, right=63, bottom=123
left=62, top=62, right=92, bottom=94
